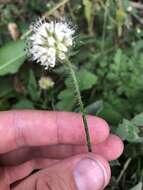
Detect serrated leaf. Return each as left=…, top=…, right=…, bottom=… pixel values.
left=132, top=112, right=143, bottom=126
left=114, top=49, right=122, bottom=65
left=0, top=40, right=26, bottom=76
left=116, top=119, right=142, bottom=142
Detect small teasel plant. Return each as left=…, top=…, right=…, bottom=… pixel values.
left=27, top=17, right=92, bottom=152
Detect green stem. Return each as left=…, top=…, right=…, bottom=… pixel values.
left=66, top=59, right=92, bottom=152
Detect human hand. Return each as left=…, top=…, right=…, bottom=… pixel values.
left=0, top=110, right=123, bottom=190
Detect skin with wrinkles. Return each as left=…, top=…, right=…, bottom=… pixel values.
left=0, top=111, right=124, bottom=190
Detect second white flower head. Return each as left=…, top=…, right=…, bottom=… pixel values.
left=29, top=18, right=75, bottom=69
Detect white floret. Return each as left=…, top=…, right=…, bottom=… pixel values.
left=48, top=37, right=55, bottom=46
left=28, top=18, right=75, bottom=69
left=57, top=43, right=68, bottom=52
left=59, top=52, right=66, bottom=60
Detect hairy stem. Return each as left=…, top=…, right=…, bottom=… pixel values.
left=66, top=59, right=92, bottom=152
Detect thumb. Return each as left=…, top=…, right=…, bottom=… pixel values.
left=12, top=153, right=111, bottom=190
left=72, top=154, right=111, bottom=190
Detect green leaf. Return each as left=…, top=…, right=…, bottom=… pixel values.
left=58, top=89, right=74, bottom=99
left=27, top=70, right=40, bottom=101
left=0, top=78, right=14, bottom=98
left=116, top=119, right=142, bottom=142
left=0, top=40, right=26, bottom=76
left=66, top=69, right=97, bottom=91
left=132, top=112, right=143, bottom=126
left=78, top=69, right=97, bottom=91
left=85, top=100, right=103, bottom=115
left=129, top=182, right=142, bottom=190
left=13, top=99, right=34, bottom=109
left=0, top=99, right=10, bottom=110
left=57, top=89, right=75, bottom=111
left=114, top=49, right=122, bottom=65
left=57, top=69, right=97, bottom=111
left=56, top=97, right=75, bottom=111
left=99, top=102, right=122, bottom=125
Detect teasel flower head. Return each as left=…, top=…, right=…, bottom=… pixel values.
left=39, top=76, right=54, bottom=90
left=28, top=18, right=75, bottom=69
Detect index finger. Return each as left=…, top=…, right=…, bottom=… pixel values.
left=0, top=110, right=109, bottom=153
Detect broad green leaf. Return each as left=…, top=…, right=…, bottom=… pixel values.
left=27, top=70, right=40, bottom=101
left=57, top=89, right=75, bottom=111
left=130, top=182, right=142, bottom=190
left=57, top=69, right=97, bottom=111
left=66, top=69, right=97, bottom=91
left=99, top=102, right=122, bottom=125
left=85, top=100, right=103, bottom=115
left=0, top=40, right=26, bottom=76
left=0, top=100, right=10, bottom=110
left=13, top=99, right=34, bottom=109
left=77, top=69, right=97, bottom=91
left=0, top=78, right=14, bottom=98
left=58, top=89, right=74, bottom=99
left=56, top=98, right=75, bottom=111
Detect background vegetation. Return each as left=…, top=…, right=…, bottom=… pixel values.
left=0, top=0, right=143, bottom=189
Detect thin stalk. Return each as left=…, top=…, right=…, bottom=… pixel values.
left=66, top=59, right=92, bottom=152
left=21, top=0, right=70, bottom=40
left=43, top=0, right=70, bottom=18
left=101, top=0, right=109, bottom=53
left=116, top=158, right=132, bottom=184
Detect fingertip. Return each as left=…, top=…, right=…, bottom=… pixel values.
left=73, top=153, right=111, bottom=190
left=88, top=116, right=110, bottom=144
left=88, top=153, right=111, bottom=187
left=96, top=134, right=124, bottom=161
left=109, top=134, right=124, bottom=160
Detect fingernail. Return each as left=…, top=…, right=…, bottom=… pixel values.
left=73, top=158, right=107, bottom=190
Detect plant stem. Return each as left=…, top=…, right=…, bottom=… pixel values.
left=21, top=0, right=70, bottom=40
left=66, top=59, right=92, bottom=152
left=116, top=158, right=132, bottom=184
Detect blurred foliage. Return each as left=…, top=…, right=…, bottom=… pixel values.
left=0, top=0, right=143, bottom=189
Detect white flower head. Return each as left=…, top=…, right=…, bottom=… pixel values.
left=136, top=28, right=141, bottom=34
left=28, top=18, right=75, bottom=69
left=127, top=6, right=133, bottom=12
left=39, top=76, right=55, bottom=90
